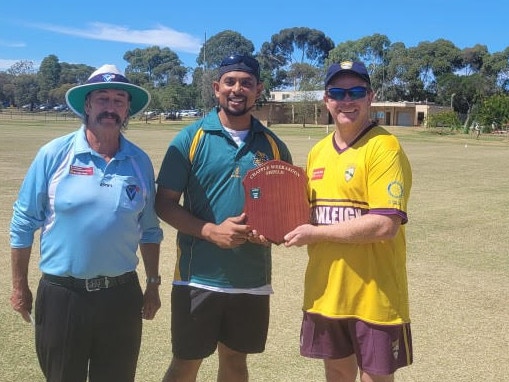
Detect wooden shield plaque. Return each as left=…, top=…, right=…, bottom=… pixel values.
left=243, top=160, right=310, bottom=244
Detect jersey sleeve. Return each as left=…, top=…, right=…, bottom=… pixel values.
left=366, top=136, right=412, bottom=223
left=156, top=128, right=194, bottom=193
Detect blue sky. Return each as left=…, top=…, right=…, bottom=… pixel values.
left=1, top=0, right=507, bottom=73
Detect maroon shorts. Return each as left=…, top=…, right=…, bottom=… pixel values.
left=300, top=312, right=413, bottom=375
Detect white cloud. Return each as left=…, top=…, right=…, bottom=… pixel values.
left=31, top=22, right=202, bottom=54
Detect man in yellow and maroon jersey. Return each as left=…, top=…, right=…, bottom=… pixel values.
left=284, top=61, right=413, bottom=382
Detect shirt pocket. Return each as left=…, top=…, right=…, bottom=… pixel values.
left=116, top=176, right=145, bottom=214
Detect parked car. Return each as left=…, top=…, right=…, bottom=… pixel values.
left=179, top=109, right=201, bottom=117
left=53, top=104, right=67, bottom=111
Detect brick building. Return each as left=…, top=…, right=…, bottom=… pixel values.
left=252, top=90, right=451, bottom=127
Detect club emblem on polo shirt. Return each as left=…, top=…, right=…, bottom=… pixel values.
left=344, top=166, right=355, bottom=182
left=253, top=151, right=270, bottom=166
left=231, top=166, right=241, bottom=178
left=126, top=185, right=140, bottom=201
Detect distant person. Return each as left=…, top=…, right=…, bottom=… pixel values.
left=284, top=60, right=413, bottom=382
left=10, top=64, right=163, bottom=382
left=155, top=54, right=292, bottom=382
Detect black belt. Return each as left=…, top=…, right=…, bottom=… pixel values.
left=42, top=272, right=137, bottom=292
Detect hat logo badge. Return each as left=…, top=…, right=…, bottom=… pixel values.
left=340, top=61, right=353, bottom=69
left=101, top=73, right=115, bottom=82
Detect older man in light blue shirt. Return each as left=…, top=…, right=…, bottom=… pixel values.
left=10, top=64, right=163, bottom=382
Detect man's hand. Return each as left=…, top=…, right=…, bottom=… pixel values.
left=142, top=284, right=161, bottom=320
left=204, top=213, right=252, bottom=249
left=11, top=285, right=33, bottom=323
left=247, top=230, right=271, bottom=247
left=283, top=224, right=317, bottom=247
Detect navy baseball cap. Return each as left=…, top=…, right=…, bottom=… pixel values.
left=324, top=61, right=371, bottom=88
left=218, top=54, right=261, bottom=81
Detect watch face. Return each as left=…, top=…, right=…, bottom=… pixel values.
left=147, top=276, right=161, bottom=285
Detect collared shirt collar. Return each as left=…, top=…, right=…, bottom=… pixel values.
left=73, top=125, right=134, bottom=159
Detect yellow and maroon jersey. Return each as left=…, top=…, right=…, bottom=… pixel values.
left=304, top=124, right=412, bottom=325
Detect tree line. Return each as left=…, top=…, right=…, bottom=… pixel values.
left=2, top=28, right=509, bottom=128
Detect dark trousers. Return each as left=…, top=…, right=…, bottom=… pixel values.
left=34, top=276, right=143, bottom=382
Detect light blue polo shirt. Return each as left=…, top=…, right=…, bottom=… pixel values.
left=10, top=125, right=163, bottom=279
left=157, top=108, right=292, bottom=290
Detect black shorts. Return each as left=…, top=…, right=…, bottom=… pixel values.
left=171, top=285, right=270, bottom=359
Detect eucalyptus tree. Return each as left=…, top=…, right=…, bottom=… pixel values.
left=6, top=60, right=36, bottom=76
left=38, top=54, right=61, bottom=105
left=1, top=60, right=37, bottom=107
left=258, top=27, right=334, bottom=90
left=2, top=61, right=36, bottom=107
left=327, top=34, right=392, bottom=99
left=195, top=30, right=255, bottom=110
left=408, top=39, right=463, bottom=99
left=379, top=42, right=415, bottom=101
left=59, top=63, right=95, bottom=86
left=14, top=74, right=39, bottom=109
left=123, top=46, right=187, bottom=87
left=437, top=72, right=486, bottom=121
left=461, top=44, right=489, bottom=75
left=481, top=49, right=509, bottom=91
left=197, top=30, right=255, bottom=69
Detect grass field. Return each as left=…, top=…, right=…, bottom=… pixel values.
left=0, top=117, right=508, bottom=381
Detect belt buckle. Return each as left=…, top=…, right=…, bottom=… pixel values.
left=86, top=276, right=109, bottom=292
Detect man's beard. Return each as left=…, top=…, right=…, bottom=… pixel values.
left=219, top=98, right=255, bottom=117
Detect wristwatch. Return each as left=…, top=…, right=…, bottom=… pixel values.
left=146, top=275, right=161, bottom=285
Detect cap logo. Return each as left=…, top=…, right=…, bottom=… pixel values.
left=102, top=73, right=116, bottom=82
left=340, top=61, right=354, bottom=69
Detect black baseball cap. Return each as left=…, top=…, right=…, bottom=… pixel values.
left=324, top=61, right=371, bottom=88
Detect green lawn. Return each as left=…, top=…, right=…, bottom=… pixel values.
left=0, top=118, right=507, bottom=381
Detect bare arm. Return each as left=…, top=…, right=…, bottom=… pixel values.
left=11, top=247, right=33, bottom=323
left=155, top=187, right=251, bottom=249
left=284, top=213, right=402, bottom=247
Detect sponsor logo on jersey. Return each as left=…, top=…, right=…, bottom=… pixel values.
left=69, top=165, right=93, bottom=175
left=311, top=167, right=325, bottom=180
left=387, top=181, right=404, bottom=198
left=311, top=205, right=362, bottom=224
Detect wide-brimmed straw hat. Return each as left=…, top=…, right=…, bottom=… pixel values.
left=65, top=64, right=150, bottom=118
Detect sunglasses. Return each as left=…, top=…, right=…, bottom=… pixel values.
left=327, top=86, right=368, bottom=101
left=220, top=54, right=260, bottom=77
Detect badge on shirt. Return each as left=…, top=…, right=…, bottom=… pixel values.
left=69, top=165, right=94, bottom=175
left=126, top=185, right=140, bottom=201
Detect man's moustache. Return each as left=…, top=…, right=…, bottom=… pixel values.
left=97, top=112, right=122, bottom=124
